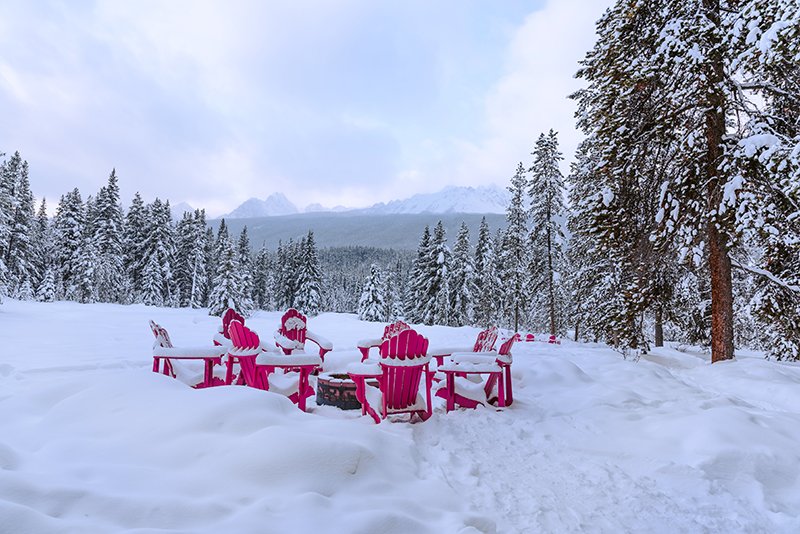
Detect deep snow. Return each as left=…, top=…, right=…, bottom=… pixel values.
left=1, top=299, right=799, bottom=533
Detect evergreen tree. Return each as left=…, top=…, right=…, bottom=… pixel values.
left=141, top=252, right=164, bottom=306
left=358, top=263, right=387, bottom=321
left=252, top=246, right=274, bottom=310
left=528, top=130, right=568, bottom=336
left=141, top=199, right=177, bottom=306
left=575, top=0, right=800, bottom=362
left=93, top=169, right=125, bottom=302
left=421, top=221, right=451, bottom=326
left=237, top=226, right=254, bottom=306
left=2, top=153, right=37, bottom=290
left=32, top=198, right=51, bottom=287
left=123, top=192, right=148, bottom=295
left=72, top=236, right=98, bottom=303
left=406, top=226, right=431, bottom=323
left=504, top=162, right=530, bottom=331
left=294, top=231, right=323, bottom=316
left=36, top=266, right=57, bottom=302
left=473, top=218, right=501, bottom=327
left=208, top=235, right=247, bottom=316
left=449, top=222, right=476, bottom=326
left=53, top=189, right=86, bottom=297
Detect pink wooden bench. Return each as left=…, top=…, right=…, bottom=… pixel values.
left=348, top=329, right=434, bottom=423
left=436, top=336, right=516, bottom=411
left=149, top=320, right=226, bottom=389
left=229, top=320, right=320, bottom=412
left=274, top=308, right=333, bottom=362
left=357, top=320, right=411, bottom=361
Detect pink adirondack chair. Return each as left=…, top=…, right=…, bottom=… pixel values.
left=348, top=329, right=434, bottom=423
left=228, top=320, right=320, bottom=411
left=430, top=326, right=499, bottom=367
left=357, top=320, right=411, bottom=361
left=274, top=308, right=333, bottom=361
left=213, top=308, right=244, bottom=347
left=149, top=320, right=227, bottom=388
left=436, top=335, right=516, bottom=411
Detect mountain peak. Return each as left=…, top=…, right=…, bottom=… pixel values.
left=225, top=194, right=298, bottom=218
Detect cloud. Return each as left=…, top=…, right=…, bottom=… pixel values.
left=0, top=0, right=610, bottom=216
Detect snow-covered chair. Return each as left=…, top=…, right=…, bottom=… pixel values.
left=348, top=329, right=434, bottom=423
left=149, top=320, right=227, bottom=389
left=274, top=308, right=333, bottom=362
left=229, top=320, right=320, bottom=412
left=429, top=326, right=499, bottom=368
left=213, top=307, right=244, bottom=348
left=357, top=320, right=411, bottom=362
left=436, top=335, right=516, bottom=410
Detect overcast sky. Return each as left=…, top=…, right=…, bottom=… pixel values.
left=0, top=0, right=612, bottom=217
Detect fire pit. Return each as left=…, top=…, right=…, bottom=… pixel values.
left=316, top=372, right=377, bottom=410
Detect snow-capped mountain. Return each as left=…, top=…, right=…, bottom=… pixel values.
left=359, top=185, right=509, bottom=215
left=170, top=202, right=194, bottom=220
left=224, top=193, right=298, bottom=218
left=221, top=185, right=509, bottom=219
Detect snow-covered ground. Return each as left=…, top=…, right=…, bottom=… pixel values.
left=1, top=300, right=799, bottom=533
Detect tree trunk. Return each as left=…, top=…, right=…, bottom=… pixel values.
left=574, top=321, right=579, bottom=342
left=654, top=306, right=664, bottom=347
left=704, top=0, right=735, bottom=363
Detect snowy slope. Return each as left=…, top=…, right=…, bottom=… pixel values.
left=2, top=300, right=799, bottom=533
left=224, top=193, right=298, bottom=218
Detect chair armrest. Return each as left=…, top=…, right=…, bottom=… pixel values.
left=428, top=346, right=472, bottom=357
left=356, top=338, right=382, bottom=350
left=306, top=330, right=333, bottom=351
left=257, top=353, right=322, bottom=367
left=274, top=331, right=302, bottom=351
left=153, top=346, right=227, bottom=358
left=212, top=332, right=232, bottom=347
left=449, top=352, right=500, bottom=364
left=347, top=361, right=382, bottom=377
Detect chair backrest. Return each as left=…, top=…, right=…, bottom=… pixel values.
left=498, top=335, right=516, bottom=356
left=379, top=329, right=430, bottom=410
left=228, top=320, right=260, bottom=351
left=279, top=308, right=307, bottom=345
left=382, top=320, right=410, bottom=341
left=149, top=320, right=173, bottom=349
left=227, top=320, right=262, bottom=387
left=221, top=308, right=245, bottom=339
left=472, top=327, right=498, bottom=353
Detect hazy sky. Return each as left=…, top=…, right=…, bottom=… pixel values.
left=0, top=0, right=612, bottom=216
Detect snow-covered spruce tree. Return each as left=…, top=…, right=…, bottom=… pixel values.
left=123, top=192, right=148, bottom=297
left=528, top=130, right=568, bottom=336
left=385, top=259, right=404, bottom=320
left=503, top=162, right=531, bottom=332
left=72, top=236, right=98, bottom=303
left=203, top=226, right=215, bottom=305
left=358, top=263, right=386, bottom=321
left=294, top=231, right=322, bottom=316
left=93, top=169, right=125, bottom=303
left=0, top=152, right=11, bottom=295
left=252, top=245, right=274, bottom=310
left=728, top=1, right=800, bottom=360
left=449, top=222, right=476, bottom=326
left=141, top=252, right=164, bottom=306
left=405, top=225, right=431, bottom=323
left=565, top=139, right=605, bottom=341
left=32, top=198, right=51, bottom=287
left=236, top=227, right=254, bottom=310
left=420, top=221, right=451, bottom=326
left=142, top=199, right=178, bottom=307
left=53, top=189, right=86, bottom=297
left=576, top=0, right=800, bottom=362
left=174, top=209, right=208, bottom=308
left=36, top=266, right=57, bottom=302
left=473, top=217, right=501, bottom=328
left=208, top=235, right=247, bottom=316
left=2, top=153, right=37, bottom=291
